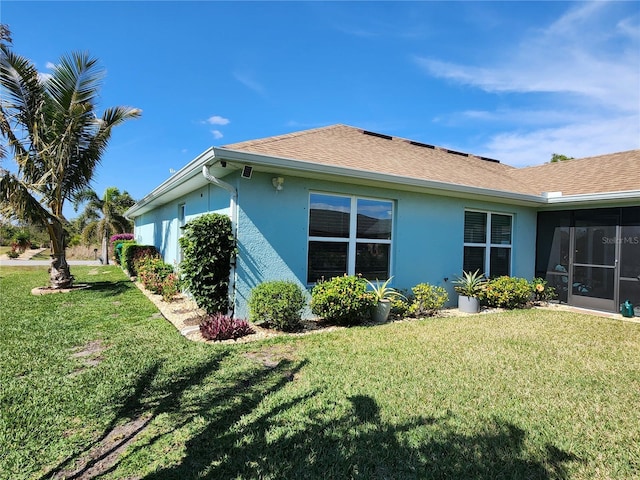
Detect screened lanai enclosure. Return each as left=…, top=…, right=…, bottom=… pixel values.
left=536, top=207, right=640, bottom=314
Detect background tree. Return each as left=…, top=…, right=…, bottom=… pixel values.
left=73, top=187, right=135, bottom=264
left=550, top=153, right=574, bottom=163
left=0, top=35, right=140, bottom=287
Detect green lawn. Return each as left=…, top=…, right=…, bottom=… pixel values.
left=1, top=266, right=639, bottom=479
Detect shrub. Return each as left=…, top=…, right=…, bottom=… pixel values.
left=12, top=231, right=31, bottom=253
left=481, top=276, right=533, bottom=309
left=137, top=256, right=180, bottom=301
left=390, top=289, right=413, bottom=319
left=408, top=283, right=449, bottom=317
left=179, top=214, right=234, bottom=315
left=110, top=233, right=134, bottom=244
left=161, top=272, right=181, bottom=302
left=199, top=313, right=255, bottom=341
left=6, top=247, right=20, bottom=259
left=531, top=277, right=557, bottom=302
left=114, top=239, right=136, bottom=266
left=110, top=234, right=134, bottom=264
left=249, top=281, right=306, bottom=331
left=121, top=243, right=160, bottom=276
left=310, top=275, right=375, bottom=326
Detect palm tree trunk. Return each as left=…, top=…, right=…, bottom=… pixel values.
left=101, top=231, right=109, bottom=265
left=47, top=220, right=73, bottom=289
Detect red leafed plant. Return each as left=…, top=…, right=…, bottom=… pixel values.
left=199, top=313, right=255, bottom=341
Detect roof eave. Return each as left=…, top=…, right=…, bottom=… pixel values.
left=213, top=147, right=545, bottom=206
left=540, top=190, right=640, bottom=208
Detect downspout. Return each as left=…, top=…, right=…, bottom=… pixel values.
left=202, top=163, right=238, bottom=316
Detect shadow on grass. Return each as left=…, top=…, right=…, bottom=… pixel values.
left=84, top=280, right=134, bottom=297
left=142, top=391, right=577, bottom=479
left=40, top=350, right=307, bottom=480
left=40, top=350, right=577, bottom=480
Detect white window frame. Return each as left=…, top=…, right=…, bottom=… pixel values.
left=307, top=192, right=394, bottom=283
left=177, top=203, right=186, bottom=262
left=463, top=210, right=513, bottom=277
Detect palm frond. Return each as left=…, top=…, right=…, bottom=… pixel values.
left=0, top=168, right=51, bottom=224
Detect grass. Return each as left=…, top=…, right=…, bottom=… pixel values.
left=1, top=265, right=639, bottom=479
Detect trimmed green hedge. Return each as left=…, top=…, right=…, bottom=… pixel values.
left=179, top=213, right=234, bottom=315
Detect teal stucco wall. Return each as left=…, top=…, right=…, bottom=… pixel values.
left=133, top=170, right=538, bottom=318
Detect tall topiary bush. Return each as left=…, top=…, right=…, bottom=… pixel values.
left=179, top=213, right=234, bottom=315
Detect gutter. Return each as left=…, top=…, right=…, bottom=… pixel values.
left=202, top=162, right=238, bottom=317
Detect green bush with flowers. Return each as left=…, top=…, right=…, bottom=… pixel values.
left=480, top=276, right=533, bottom=309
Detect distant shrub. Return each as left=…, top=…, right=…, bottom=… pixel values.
left=114, top=239, right=136, bottom=265
left=481, top=276, right=532, bottom=309
left=408, top=283, right=449, bottom=317
left=110, top=233, right=134, bottom=243
left=6, top=247, right=19, bottom=259
left=12, top=231, right=31, bottom=253
left=199, top=313, right=255, bottom=341
left=310, top=275, right=375, bottom=326
left=121, top=243, right=160, bottom=276
left=249, top=281, right=306, bottom=331
left=179, top=214, right=234, bottom=315
left=110, top=234, right=135, bottom=264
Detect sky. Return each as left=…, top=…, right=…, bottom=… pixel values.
left=2, top=1, right=639, bottom=215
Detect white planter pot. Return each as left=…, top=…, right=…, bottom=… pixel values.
left=458, top=295, right=480, bottom=314
left=372, top=299, right=392, bottom=323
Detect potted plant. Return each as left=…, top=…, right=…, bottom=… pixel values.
left=453, top=269, right=487, bottom=313
left=366, top=277, right=406, bottom=323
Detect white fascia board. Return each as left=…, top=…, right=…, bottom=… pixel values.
left=212, top=147, right=546, bottom=206
left=542, top=190, right=640, bottom=207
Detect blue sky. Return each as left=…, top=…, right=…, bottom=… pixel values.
left=2, top=1, right=639, bottom=212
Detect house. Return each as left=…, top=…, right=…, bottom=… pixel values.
left=125, top=124, right=640, bottom=317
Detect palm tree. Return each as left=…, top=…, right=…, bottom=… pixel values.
left=0, top=43, right=140, bottom=288
left=73, top=187, right=135, bottom=264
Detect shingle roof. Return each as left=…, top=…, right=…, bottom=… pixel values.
left=224, top=124, right=534, bottom=194
left=224, top=124, right=640, bottom=197
left=512, top=150, right=640, bottom=195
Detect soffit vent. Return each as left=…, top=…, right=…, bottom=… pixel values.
left=362, top=130, right=393, bottom=140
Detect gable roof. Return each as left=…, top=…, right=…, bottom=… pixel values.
left=223, top=124, right=536, bottom=194
left=126, top=124, right=639, bottom=218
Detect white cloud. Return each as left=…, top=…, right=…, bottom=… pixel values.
left=481, top=114, right=639, bottom=167
left=45, top=61, right=56, bottom=70
left=414, top=2, right=640, bottom=165
left=211, top=130, right=223, bottom=140
left=206, top=115, right=230, bottom=126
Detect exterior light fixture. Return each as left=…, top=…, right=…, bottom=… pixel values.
left=272, top=177, right=284, bottom=191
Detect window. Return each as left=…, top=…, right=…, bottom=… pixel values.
left=308, top=193, right=393, bottom=283
left=178, top=203, right=186, bottom=262
left=463, top=211, right=512, bottom=277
